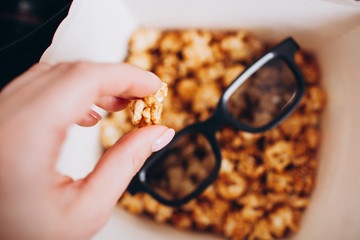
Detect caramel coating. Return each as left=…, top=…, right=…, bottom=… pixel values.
left=129, top=82, right=168, bottom=127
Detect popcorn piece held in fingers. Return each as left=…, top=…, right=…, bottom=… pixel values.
left=130, top=82, right=168, bottom=127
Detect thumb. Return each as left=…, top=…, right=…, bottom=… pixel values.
left=80, top=125, right=174, bottom=210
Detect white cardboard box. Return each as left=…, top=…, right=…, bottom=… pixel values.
left=41, top=0, right=360, bottom=239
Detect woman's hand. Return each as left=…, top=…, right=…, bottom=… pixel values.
left=0, top=62, right=174, bottom=239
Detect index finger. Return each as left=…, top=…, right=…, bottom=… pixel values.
left=29, top=61, right=162, bottom=128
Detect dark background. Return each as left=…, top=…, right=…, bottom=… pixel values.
left=0, top=0, right=72, bottom=90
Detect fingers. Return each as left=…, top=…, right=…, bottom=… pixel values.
left=79, top=125, right=175, bottom=211
left=76, top=97, right=130, bottom=127
left=29, top=62, right=162, bottom=129
left=95, top=96, right=131, bottom=112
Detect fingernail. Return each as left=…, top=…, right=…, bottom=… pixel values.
left=152, top=128, right=175, bottom=152
left=89, top=109, right=102, bottom=121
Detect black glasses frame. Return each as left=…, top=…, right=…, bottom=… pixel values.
left=127, top=37, right=306, bottom=207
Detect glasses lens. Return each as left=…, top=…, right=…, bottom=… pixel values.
left=227, top=57, right=298, bottom=128
left=146, top=132, right=216, bottom=201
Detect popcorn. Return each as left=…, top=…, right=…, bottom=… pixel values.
left=266, top=171, right=294, bottom=193
left=215, top=172, right=247, bottom=200
left=192, top=83, right=222, bottom=114
left=129, top=82, right=168, bottom=127
left=119, top=192, right=145, bottom=215
left=159, top=31, right=183, bottom=53
left=237, top=193, right=266, bottom=209
left=196, top=62, right=225, bottom=84
left=129, top=28, right=161, bottom=53
left=249, top=219, right=274, bottom=240
left=302, top=127, right=321, bottom=149
left=171, top=212, right=193, bottom=230
left=237, top=153, right=266, bottom=179
left=304, top=86, right=326, bottom=112
left=295, top=51, right=320, bottom=85
left=142, top=194, right=174, bottom=223
left=181, top=30, right=212, bottom=45
left=162, top=110, right=191, bottom=131
left=182, top=44, right=214, bottom=69
left=290, top=196, right=310, bottom=209
left=223, top=211, right=252, bottom=239
left=264, top=141, right=294, bottom=172
left=199, top=184, right=217, bottom=201
left=241, top=206, right=264, bottom=222
left=154, top=64, right=177, bottom=85
left=269, top=206, right=299, bottom=237
left=100, top=28, right=325, bottom=240
left=192, top=201, right=216, bottom=229
left=127, top=52, right=153, bottom=70
left=280, top=113, right=305, bottom=139
left=219, top=157, right=235, bottom=175
left=176, top=78, right=198, bottom=102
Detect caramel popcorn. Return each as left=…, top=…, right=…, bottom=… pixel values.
left=264, top=141, right=294, bottom=172
left=215, top=172, right=247, bottom=200
left=129, top=28, right=161, bottom=53
left=129, top=82, right=168, bottom=127
left=100, top=28, right=326, bottom=240
left=249, top=219, right=274, bottom=240
left=269, top=206, right=299, bottom=237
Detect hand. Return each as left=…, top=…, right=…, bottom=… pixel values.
left=0, top=62, right=175, bottom=239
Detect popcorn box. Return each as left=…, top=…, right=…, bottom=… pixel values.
left=41, top=0, right=360, bottom=239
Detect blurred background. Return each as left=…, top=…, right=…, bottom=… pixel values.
left=0, top=0, right=72, bottom=90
